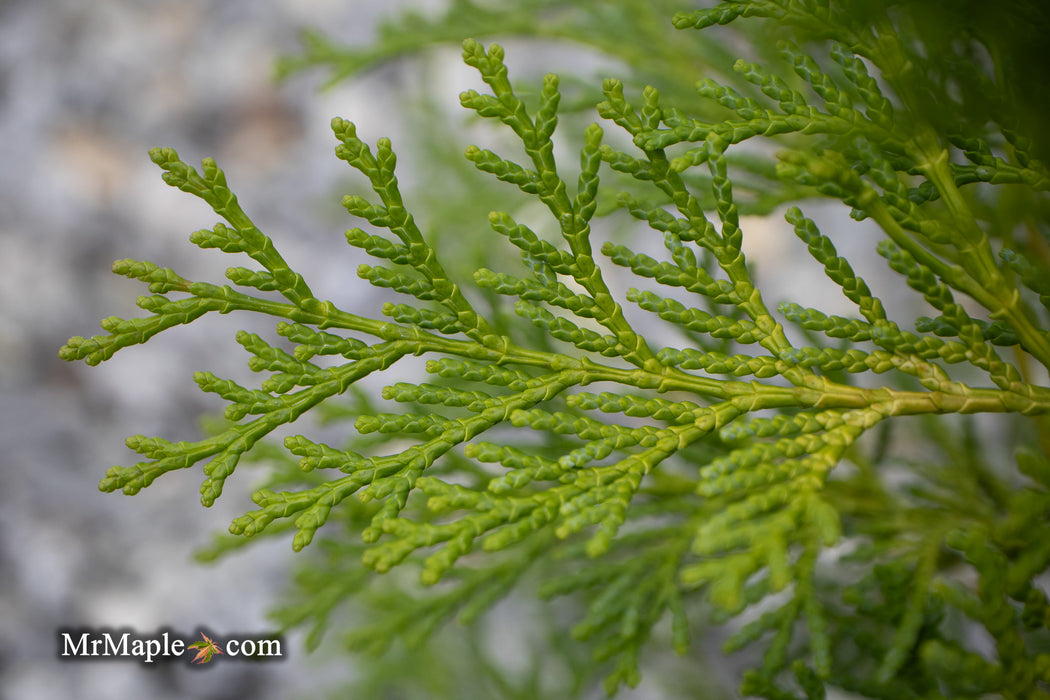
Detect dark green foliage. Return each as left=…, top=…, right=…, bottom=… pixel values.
left=61, top=1, right=1050, bottom=697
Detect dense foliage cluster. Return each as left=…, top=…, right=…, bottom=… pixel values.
left=61, top=1, right=1050, bottom=697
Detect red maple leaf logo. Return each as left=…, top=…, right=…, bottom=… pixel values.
left=187, top=632, right=224, bottom=664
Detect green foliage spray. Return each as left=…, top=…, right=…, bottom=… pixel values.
left=62, top=1, right=1050, bottom=697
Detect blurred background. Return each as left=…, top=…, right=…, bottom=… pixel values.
left=0, top=1, right=924, bottom=698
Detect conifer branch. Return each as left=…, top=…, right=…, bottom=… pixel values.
left=60, top=3, right=1050, bottom=697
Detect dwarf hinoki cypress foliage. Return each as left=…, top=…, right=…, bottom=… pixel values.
left=62, top=1, right=1050, bottom=697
